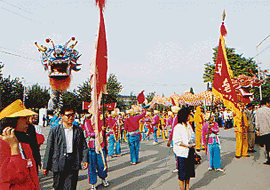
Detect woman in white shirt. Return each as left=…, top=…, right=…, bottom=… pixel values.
left=173, top=107, right=195, bottom=190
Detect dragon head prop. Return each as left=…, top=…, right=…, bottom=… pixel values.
left=232, top=74, right=265, bottom=104
left=35, top=37, right=81, bottom=91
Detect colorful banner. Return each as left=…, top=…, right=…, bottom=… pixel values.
left=212, top=21, right=240, bottom=117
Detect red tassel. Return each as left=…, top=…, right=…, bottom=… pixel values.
left=220, top=22, right=227, bottom=37
left=96, top=0, right=106, bottom=10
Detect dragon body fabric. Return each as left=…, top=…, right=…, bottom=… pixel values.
left=35, top=37, right=81, bottom=114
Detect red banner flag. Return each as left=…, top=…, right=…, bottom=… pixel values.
left=82, top=101, right=90, bottom=110
left=212, top=21, right=241, bottom=118
left=89, top=0, right=108, bottom=168
left=137, top=90, right=145, bottom=104
left=101, top=103, right=116, bottom=111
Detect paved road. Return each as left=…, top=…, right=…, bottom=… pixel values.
left=38, top=127, right=270, bottom=190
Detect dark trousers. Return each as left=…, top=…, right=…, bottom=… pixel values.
left=260, top=134, right=270, bottom=161
left=53, top=155, right=79, bottom=190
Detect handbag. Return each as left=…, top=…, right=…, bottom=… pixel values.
left=194, top=151, right=202, bottom=165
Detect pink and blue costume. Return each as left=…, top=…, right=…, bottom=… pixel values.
left=124, top=110, right=146, bottom=163
left=82, top=118, right=107, bottom=185
left=151, top=115, right=160, bottom=143
left=202, top=122, right=222, bottom=170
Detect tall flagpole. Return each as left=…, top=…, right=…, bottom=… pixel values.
left=22, top=76, right=26, bottom=105
left=206, top=10, right=227, bottom=153
left=102, top=94, right=107, bottom=154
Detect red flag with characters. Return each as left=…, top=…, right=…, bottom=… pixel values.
left=212, top=19, right=241, bottom=118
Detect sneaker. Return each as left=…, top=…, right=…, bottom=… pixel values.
left=153, top=142, right=158, bottom=145
left=130, top=162, right=136, bottom=165
left=172, top=169, right=178, bottom=173
left=216, top=168, right=225, bottom=172
left=102, top=179, right=109, bottom=187
left=90, top=184, right=96, bottom=190
left=208, top=167, right=213, bottom=171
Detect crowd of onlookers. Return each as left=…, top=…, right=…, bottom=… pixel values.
left=0, top=97, right=270, bottom=190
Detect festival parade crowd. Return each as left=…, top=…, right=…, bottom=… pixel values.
left=0, top=97, right=270, bottom=190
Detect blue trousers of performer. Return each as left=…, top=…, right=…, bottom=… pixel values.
left=153, top=127, right=158, bottom=142
left=207, top=139, right=221, bottom=169
left=143, top=126, right=149, bottom=140
left=88, top=148, right=108, bottom=185
left=128, top=134, right=140, bottom=163
left=108, top=135, right=121, bottom=156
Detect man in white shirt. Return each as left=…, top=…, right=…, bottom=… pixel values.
left=43, top=106, right=89, bottom=189
left=255, top=98, right=270, bottom=165
left=223, top=109, right=233, bottom=129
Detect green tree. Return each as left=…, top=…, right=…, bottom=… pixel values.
left=0, top=76, right=23, bottom=111
left=107, top=73, right=123, bottom=95
left=105, top=73, right=123, bottom=104
left=203, top=46, right=259, bottom=84
left=73, top=73, right=123, bottom=111
left=62, top=90, right=82, bottom=113
left=76, top=78, right=91, bottom=103
left=25, top=84, right=50, bottom=109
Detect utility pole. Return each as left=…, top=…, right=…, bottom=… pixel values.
left=22, top=77, right=26, bottom=105
left=256, top=34, right=270, bottom=101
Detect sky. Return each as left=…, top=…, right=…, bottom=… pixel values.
left=1, top=0, right=270, bottom=97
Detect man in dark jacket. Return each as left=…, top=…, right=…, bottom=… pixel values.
left=43, top=106, right=88, bottom=190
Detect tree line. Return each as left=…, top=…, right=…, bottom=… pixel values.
left=1, top=45, right=269, bottom=112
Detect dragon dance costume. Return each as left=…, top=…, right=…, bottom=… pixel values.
left=202, top=122, right=222, bottom=170
left=107, top=115, right=121, bottom=157
left=124, top=110, right=146, bottom=164
left=234, top=111, right=249, bottom=158
left=143, top=117, right=153, bottom=140
left=82, top=118, right=108, bottom=186
left=151, top=113, right=160, bottom=145
left=194, top=106, right=205, bottom=151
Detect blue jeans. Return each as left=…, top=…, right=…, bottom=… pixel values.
left=143, top=126, right=149, bottom=140
left=153, top=127, right=158, bottom=142
left=88, top=148, right=108, bottom=185
left=128, top=134, right=140, bottom=163
left=207, top=137, right=221, bottom=169
left=108, top=135, right=121, bottom=156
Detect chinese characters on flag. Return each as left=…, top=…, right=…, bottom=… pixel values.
left=212, top=22, right=241, bottom=117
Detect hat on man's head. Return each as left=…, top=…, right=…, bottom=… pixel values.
left=154, top=110, right=159, bottom=114
left=168, top=111, right=173, bottom=116
left=171, top=106, right=180, bottom=114
left=0, top=99, right=37, bottom=120
left=129, top=110, right=135, bottom=116
left=111, top=111, right=117, bottom=117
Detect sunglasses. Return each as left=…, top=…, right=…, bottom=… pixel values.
left=64, top=113, right=75, bottom=118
